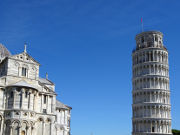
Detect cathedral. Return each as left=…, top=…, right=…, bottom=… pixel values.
left=0, top=44, right=71, bottom=135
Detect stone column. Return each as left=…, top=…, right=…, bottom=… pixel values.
left=42, top=122, right=45, bottom=135
left=158, top=92, right=160, bottom=103
left=50, top=122, right=53, bottom=135
left=41, top=94, right=43, bottom=112
left=21, top=89, right=25, bottom=109
left=0, top=119, right=3, bottom=135
left=2, top=90, right=5, bottom=109
left=5, top=91, right=8, bottom=109
left=34, top=92, right=37, bottom=111
left=10, top=125, right=13, bottom=135
left=28, top=92, right=31, bottom=109
left=33, top=94, right=35, bottom=111
left=13, top=90, right=16, bottom=109
left=155, top=121, right=157, bottom=132
left=19, top=126, right=22, bottom=135
left=47, top=95, right=49, bottom=113
left=26, top=126, right=29, bottom=135
left=32, top=127, right=36, bottom=135
left=155, top=106, right=157, bottom=118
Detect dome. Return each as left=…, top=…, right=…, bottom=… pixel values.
left=0, top=43, right=11, bottom=60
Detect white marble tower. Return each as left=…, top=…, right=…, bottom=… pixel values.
left=132, top=31, right=172, bottom=135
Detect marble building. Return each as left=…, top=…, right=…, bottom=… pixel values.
left=0, top=44, right=71, bottom=135
left=132, top=31, right=172, bottom=135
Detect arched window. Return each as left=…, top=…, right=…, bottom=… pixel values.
left=25, top=91, right=28, bottom=98
left=22, top=67, right=27, bottom=76
left=155, top=35, right=158, bottom=42
left=10, top=91, right=14, bottom=98
left=152, top=126, right=155, bottom=132
left=141, top=37, right=144, bottom=43
left=44, top=95, right=47, bottom=104
left=13, top=122, right=19, bottom=135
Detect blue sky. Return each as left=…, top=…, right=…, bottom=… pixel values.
left=0, top=0, right=180, bottom=135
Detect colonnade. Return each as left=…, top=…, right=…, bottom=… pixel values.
left=37, top=118, right=53, bottom=135
left=133, top=105, right=171, bottom=118
left=133, top=91, right=170, bottom=104
left=5, top=88, right=37, bottom=111
left=3, top=120, right=35, bottom=135
left=133, top=77, right=169, bottom=90
left=132, top=50, right=168, bottom=65
left=39, top=92, right=55, bottom=114
left=0, top=118, right=53, bottom=135
left=133, top=64, right=169, bottom=77
left=4, top=87, right=55, bottom=114
left=132, top=120, right=171, bottom=134
left=136, top=33, right=163, bottom=49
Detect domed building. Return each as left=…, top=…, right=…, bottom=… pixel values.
left=0, top=44, right=71, bottom=135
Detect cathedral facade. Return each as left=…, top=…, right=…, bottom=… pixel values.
left=0, top=44, right=71, bottom=135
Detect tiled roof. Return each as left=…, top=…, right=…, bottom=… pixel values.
left=7, top=80, right=37, bottom=90
left=56, top=100, right=71, bottom=110
left=39, top=78, right=53, bottom=85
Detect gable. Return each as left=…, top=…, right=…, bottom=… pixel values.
left=9, top=52, right=40, bottom=65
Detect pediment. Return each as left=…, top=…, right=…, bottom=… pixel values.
left=10, top=52, right=40, bottom=65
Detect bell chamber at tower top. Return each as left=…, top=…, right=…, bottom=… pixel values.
left=133, top=31, right=167, bottom=52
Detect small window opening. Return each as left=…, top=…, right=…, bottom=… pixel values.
left=68, top=119, right=70, bottom=127
left=25, top=91, right=28, bottom=98
left=155, top=35, right=158, bottom=41
left=44, top=95, right=47, bottom=104
left=10, top=91, right=13, bottom=98
left=141, top=37, right=144, bottom=43
left=152, top=126, right=155, bottom=132
left=151, top=53, right=153, bottom=61
left=43, top=109, right=47, bottom=114
left=22, top=67, right=27, bottom=76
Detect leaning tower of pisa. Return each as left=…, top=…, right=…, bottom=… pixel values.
left=132, top=31, right=172, bottom=135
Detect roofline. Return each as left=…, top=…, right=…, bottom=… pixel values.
left=135, top=31, right=163, bottom=40
left=38, top=77, right=54, bottom=85
left=9, top=52, right=40, bottom=66
left=56, top=106, right=72, bottom=110
left=6, top=84, right=38, bottom=91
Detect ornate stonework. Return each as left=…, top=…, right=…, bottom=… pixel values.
left=132, top=31, right=172, bottom=135
left=0, top=45, right=71, bottom=135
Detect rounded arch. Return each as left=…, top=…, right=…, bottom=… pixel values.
left=4, top=120, right=11, bottom=124
left=36, top=117, right=44, bottom=135
left=12, top=121, right=20, bottom=135
left=22, top=64, right=29, bottom=69
left=38, top=117, right=45, bottom=122
left=46, top=118, right=52, bottom=123
left=14, top=61, right=20, bottom=67
left=21, top=120, right=30, bottom=127
left=4, top=120, right=11, bottom=135
left=12, top=120, right=21, bottom=126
